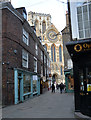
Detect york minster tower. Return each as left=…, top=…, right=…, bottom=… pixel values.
left=28, top=11, right=65, bottom=84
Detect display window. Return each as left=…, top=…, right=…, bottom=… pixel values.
left=33, top=75, right=38, bottom=93
left=79, top=65, right=91, bottom=95
left=23, top=73, right=31, bottom=93
left=33, top=80, right=37, bottom=93
left=68, top=75, right=74, bottom=90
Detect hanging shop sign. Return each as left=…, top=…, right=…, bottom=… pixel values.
left=74, top=43, right=91, bottom=52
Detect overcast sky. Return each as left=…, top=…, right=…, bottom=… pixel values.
left=11, top=0, right=67, bottom=32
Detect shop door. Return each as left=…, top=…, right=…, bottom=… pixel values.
left=18, top=78, right=22, bottom=102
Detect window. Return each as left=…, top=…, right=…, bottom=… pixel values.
left=51, top=44, right=56, bottom=62
left=23, top=28, right=29, bottom=45
left=22, top=49, right=28, bottom=68
left=77, top=3, right=91, bottom=39
left=35, top=43, right=38, bottom=55
left=43, top=36, right=44, bottom=41
left=56, top=65, right=58, bottom=71
left=44, top=55, right=46, bottom=64
left=35, top=20, right=39, bottom=32
left=23, top=73, right=31, bottom=94
left=34, top=57, right=37, bottom=73
left=23, top=12, right=27, bottom=19
left=60, top=66, right=63, bottom=75
left=41, top=51, right=43, bottom=60
left=42, top=21, right=46, bottom=34
left=52, top=64, right=54, bottom=70
left=59, top=46, right=62, bottom=62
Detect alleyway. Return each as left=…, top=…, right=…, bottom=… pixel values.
left=2, top=90, right=75, bottom=118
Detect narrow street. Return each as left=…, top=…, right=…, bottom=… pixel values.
left=2, top=90, right=76, bottom=118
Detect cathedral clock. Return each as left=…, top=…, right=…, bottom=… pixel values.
left=46, top=30, right=58, bottom=41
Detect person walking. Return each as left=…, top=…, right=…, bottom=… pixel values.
left=59, top=82, right=64, bottom=94
left=52, top=83, right=55, bottom=93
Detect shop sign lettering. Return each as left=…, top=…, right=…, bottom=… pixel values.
left=74, top=43, right=91, bottom=52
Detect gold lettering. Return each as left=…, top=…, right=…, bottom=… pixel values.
left=74, top=44, right=82, bottom=52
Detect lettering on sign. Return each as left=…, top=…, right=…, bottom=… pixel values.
left=74, top=43, right=91, bottom=52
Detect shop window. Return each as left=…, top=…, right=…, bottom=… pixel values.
left=33, top=75, right=38, bottom=93
left=23, top=73, right=31, bottom=94
left=68, top=75, right=74, bottom=90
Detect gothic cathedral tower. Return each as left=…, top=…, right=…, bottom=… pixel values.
left=28, top=11, right=65, bottom=84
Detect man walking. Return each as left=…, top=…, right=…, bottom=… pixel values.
left=59, top=82, right=64, bottom=94
left=52, top=83, right=55, bottom=93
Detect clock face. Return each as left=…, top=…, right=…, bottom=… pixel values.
left=47, top=30, right=57, bottom=41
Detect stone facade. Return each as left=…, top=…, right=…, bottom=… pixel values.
left=28, top=11, right=65, bottom=84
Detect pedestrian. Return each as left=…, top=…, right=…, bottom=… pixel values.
left=59, top=82, right=64, bottom=94
left=64, top=84, right=66, bottom=93
left=56, top=84, right=59, bottom=90
left=52, top=83, right=55, bottom=93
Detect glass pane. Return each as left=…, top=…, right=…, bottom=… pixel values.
left=83, top=13, right=88, bottom=21
left=79, top=69, right=84, bottom=92
left=89, top=4, right=91, bottom=12
left=89, top=12, right=91, bottom=21
left=77, top=7, right=82, bottom=14
left=83, top=5, right=87, bottom=13
left=23, top=74, right=31, bottom=94
left=33, top=80, right=37, bottom=93
left=54, top=47, right=56, bottom=62
left=84, top=21, right=89, bottom=29
left=85, top=29, right=90, bottom=38
left=79, top=30, right=84, bottom=38
left=51, top=46, right=53, bottom=62
left=77, top=14, right=82, bottom=22
left=78, top=22, right=83, bottom=30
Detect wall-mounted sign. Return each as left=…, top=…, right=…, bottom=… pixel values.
left=33, top=75, right=37, bottom=81
left=74, top=43, right=91, bottom=52
left=87, top=84, right=91, bottom=92
left=43, top=77, right=46, bottom=82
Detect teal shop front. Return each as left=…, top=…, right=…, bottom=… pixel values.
left=14, top=68, right=40, bottom=104
left=64, top=69, right=74, bottom=93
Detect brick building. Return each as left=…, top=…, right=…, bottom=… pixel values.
left=1, top=2, right=51, bottom=105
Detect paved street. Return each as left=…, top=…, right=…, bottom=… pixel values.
left=2, top=90, right=76, bottom=118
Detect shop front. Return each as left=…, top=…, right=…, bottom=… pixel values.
left=64, top=69, right=74, bottom=93
left=14, top=68, right=40, bottom=104
left=66, top=39, right=91, bottom=117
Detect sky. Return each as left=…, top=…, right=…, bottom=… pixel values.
left=11, top=0, right=67, bottom=32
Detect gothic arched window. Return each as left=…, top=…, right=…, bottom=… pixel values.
left=51, top=44, right=56, bottom=62
left=35, top=20, right=39, bottom=32
left=60, top=66, right=63, bottom=75
left=59, top=46, right=62, bottom=62
left=42, top=21, right=46, bottom=34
